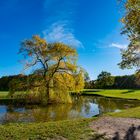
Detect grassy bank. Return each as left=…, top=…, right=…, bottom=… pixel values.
left=0, top=119, right=95, bottom=140
left=0, top=91, right=27, bottom=99
left=107, top=106, right=140, bottom=118
left=0, top=91, right=31, bottom=105
left=0, top=91, right=8, bottom=98
left=83, top=89, right=140, bottom=100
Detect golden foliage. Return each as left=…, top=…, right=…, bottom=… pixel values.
left=19, top=35, right=85, bottom=104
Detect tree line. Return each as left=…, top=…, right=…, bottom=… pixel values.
left=0, top=71, right=140, bottom=91
left=85, top=71, right=140, bottom=89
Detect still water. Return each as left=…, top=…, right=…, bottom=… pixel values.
left=0, top=96, right=140, bottom=123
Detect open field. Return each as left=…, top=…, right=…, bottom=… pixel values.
left=83, top=89, right=140, bottom=100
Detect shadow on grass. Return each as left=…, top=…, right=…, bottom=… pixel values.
left=112, top=124, right=140, bottom=140
left=122, top=90, right=135, bottom=94
left=89, top=133, right=107, bottom=140
left=84, top=90, right=101, bottom=93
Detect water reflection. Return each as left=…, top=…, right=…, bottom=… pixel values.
left=0, top=96, right=140, bottom=123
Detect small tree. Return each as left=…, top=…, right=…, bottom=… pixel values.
left=19, top=35, right=84, bottom=103
left=95, top=71, right=114, bottom=89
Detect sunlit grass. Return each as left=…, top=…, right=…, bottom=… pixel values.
left=1, top=89, right=140, bottom=100
left=0, top=91, right=27, bottom=100
left=0, top=91, right=8, bottom=98
left=107, top=106, right=140, bottom=118
left=0, top=119, right=94, bottom=140
left=83, top=89, right=140, bottom=100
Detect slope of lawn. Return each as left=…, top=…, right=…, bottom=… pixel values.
left=0, top=119, right=96, bottom=140
left=107, top=106, right=140, bottom=118
left=83, top=89, right=140, bottom=100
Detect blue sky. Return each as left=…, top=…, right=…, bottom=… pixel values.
left=0, top=0, right=135, bottom=79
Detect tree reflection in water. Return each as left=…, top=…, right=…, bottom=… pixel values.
left=0, top=96, right=140, bottom=123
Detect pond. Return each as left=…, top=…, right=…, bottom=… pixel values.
left=0, top=96, right=140, bottom=124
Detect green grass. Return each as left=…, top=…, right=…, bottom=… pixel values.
left=107, top=106, right=140, bottom=118
left=0, top=119, right=95, bottom=140
left=0, top=91, right=27, bottom=99
left=83, top=89, right=140, bottom=100
left=0, top=91, right=8, bottom=98
left=2, top=89, right=140, bottom=100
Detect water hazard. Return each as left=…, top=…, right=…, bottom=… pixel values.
left=0, top=96, right=140, bottom=123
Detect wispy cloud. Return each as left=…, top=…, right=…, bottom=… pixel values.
left=43, top=21, right=83, bottom=48
left=110, top=43, right=128, bottom=49
left=91, top=26, right=129, bottom=50
left=42, top=0, right=83, bottom=48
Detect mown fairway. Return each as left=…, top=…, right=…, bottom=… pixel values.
left=83, top=89, right=140, bottom=100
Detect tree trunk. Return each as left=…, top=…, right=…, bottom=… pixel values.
left=46, top=82, right=50, bottom=103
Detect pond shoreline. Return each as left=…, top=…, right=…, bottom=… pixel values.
left=0, top=93, right=140, bottom=106
left=81, top=93, right=140, bottom=101
left=0, top=94, right=140, bottom=124
left=0, top=90, right=140, bottom=139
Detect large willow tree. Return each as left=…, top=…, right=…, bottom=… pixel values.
left=19, top=35, right=84, bottom=103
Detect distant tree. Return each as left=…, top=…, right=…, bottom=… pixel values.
left=19, top=35, right=84, bottom=103
left=82, top=70, right=91, bottom=89
left=84, top=71, right=90, bottom=82
left=84, top=80, right=95, bottom=89
left=0, top=75, right=27, bottom=91
left=95, top=71, right=114, bottom=89
left=0, top=76, right=10, bottom=91
left=113, top=75, right=137, bottom=89
left=9, top=78, right=24, bottom=98
left=134, top=70, right=140, bottom=87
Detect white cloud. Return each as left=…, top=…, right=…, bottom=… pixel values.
left=43, top=22, right=83, bottom=48
left=110, top=43, right=128, bottom=49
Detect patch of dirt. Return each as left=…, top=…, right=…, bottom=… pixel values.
left=90, top=117, right=140, bottom=140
